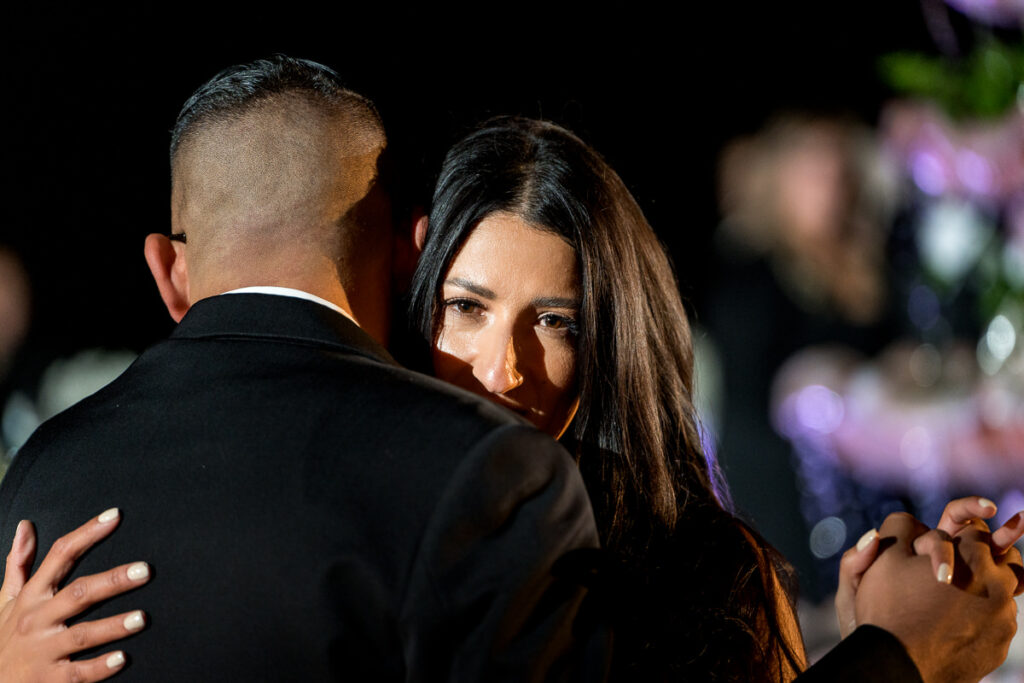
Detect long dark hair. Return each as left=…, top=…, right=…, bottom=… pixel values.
left=409, top=117, right=803, bottom=679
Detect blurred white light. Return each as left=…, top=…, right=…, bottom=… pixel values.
left=986, top=314, right=1017, bottom=362
left=809, top=516, right=847, bottom=559
left=978, top=335, right=1004, bottom=375
left=917, top=200, right=992, bottom=284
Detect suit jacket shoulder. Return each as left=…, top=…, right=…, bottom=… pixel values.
left=0, top=294, right=602, bottom=682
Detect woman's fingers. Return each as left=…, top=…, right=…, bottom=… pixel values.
left=912, top=529, right=956, bottom=585
left=995, top=543, right=1024, bottom=596
left=0, top=513, right=148, bottom=683
left=56, top=610, right=147, bottom=659
left=936, top=497, right=997, bottom=536
left=40, top=562, right=151, bottom=626
left=52, top=649, right=128, bottom=683
left=1, top=521, right=37, bottom=606
left=30, top=508, right=121, bottom=596
left=835, top=528, right=879, bottom=638
left=991, top=511, right=1024, bottom=554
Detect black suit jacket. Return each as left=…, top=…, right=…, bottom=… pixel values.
left=797, top=626, right=923, bottom=682
left=0, top=294, right=602, bottom=681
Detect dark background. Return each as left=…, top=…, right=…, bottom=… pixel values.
left=3, top=3, right=935, bottom=356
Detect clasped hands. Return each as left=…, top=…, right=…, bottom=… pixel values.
left=837, top=497, right=1024, bottom=683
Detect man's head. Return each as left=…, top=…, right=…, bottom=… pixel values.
left=145, top=55, right=392, bottom=341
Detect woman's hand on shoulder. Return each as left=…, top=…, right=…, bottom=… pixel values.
left=0, top=509, right=151, bottom=682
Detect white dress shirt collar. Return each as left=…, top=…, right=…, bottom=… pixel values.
left=222, top=286, right=358, bottom=326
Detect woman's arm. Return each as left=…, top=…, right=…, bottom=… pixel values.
left=0, top=509, right=151, bottom=682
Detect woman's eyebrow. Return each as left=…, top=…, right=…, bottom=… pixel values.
left=532, top=296, right=580, bottom=309
left=445, top=278, right=495, bottom=299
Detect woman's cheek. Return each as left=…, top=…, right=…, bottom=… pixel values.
left=545, top=343, right=577, bottom=391
left=432, top=326, right=475, bottom=383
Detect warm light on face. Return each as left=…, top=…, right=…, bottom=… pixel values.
left=432, top=212, right=581, bottom=438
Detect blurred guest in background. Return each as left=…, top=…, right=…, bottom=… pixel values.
left=705, top=114, right=902, bottom=600
left=0, top=248, right=34, bottom=474
left=0, top=246, right=135, bottom=479
left=717, top=114, right=896, bottom=326
left=0, top=249, right=30, bottom=381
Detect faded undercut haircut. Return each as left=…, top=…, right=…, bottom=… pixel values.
left=170, top=55, right=383, bottom=165
left=168, top=55, right=388, bottom=273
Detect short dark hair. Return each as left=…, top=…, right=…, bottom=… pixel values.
left=170, top=54, right=382, bottom=163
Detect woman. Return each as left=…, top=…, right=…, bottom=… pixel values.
left=404, top=117, right=1022, bottom=679
left=408, top=116, right=804, bottom=680
left=2, top=118, right=1021, bottom=681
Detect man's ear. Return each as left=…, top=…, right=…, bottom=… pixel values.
left=390, top=212, right=425, bottom=301
left=413, top=215, right=428, bottom=253
left=143, top=234, right=191, bottom=323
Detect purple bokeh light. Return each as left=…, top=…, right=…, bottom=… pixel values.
left=998, top=490, right=1024, bottom=528
left=791, top=385, right=845, bottom=435
left=882, top=103, right=1024, bottom=204
left=899, top=426, right=935, bottom=469
left=956, top=149, right=996, bottom=196
left=944, top=0, right=1024, bottom=27
left=911, top=149, right=949, bottom=196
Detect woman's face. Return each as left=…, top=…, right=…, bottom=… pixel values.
left=432, top=211, right=580, bottom=437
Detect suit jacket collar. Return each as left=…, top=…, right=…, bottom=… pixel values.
left=171, top=293, right=399, bottom=367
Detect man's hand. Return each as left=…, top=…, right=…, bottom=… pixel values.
left=836, top=497, right=1024, bottom=639
left=0, top=510, right=151, bottom=683
left=853, top=511, right=1020, bottom=683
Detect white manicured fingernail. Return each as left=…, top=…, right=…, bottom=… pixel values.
left=123, top=610, right=145, bottom=631
left=126, top=562, right=149, bottom=581
left=856, top=529, right=878, bottom=552
left=979, top=498, right=996, bottom=510
left=937, top=562, right=953, bottom=584
left=98, top=508, right=120, bottom=524
left=106, top=651, right=125, bottom=669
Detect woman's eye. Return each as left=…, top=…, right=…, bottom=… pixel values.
left=538, top=314, right=578, bottom=333
left=445, top=299, right=482, bottom=315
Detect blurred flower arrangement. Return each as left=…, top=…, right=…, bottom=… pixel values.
left=763, top=2, right=1024, bottom=573
left=875, top=18, right=1023, bottom=434
left=715, top=4, right=1024, bottom=674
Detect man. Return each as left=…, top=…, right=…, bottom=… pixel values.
left=0, top=56, right=601, bottom=681
left=0, top=56, right=1019, bottom=682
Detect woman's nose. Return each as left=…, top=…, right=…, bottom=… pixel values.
left=474, top=333, right=524, bottom=394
